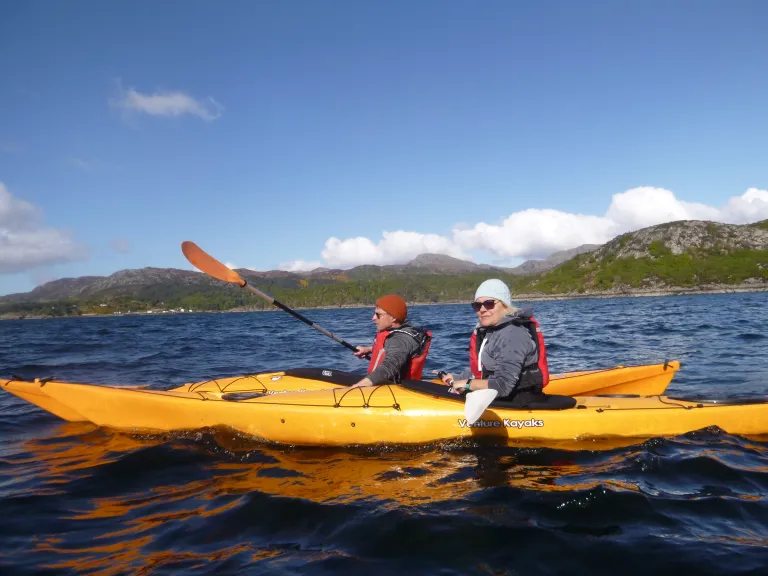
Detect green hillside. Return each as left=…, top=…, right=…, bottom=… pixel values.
left=2, top=219, right=766, bottom=318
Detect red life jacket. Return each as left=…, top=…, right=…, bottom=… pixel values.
left=368, top=324, right=432, bottom=381
left=468, top=315, right=550, bottom=388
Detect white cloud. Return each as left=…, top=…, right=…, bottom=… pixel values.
left=452, top=208, right=617, bottom=259
left=223, top=262, right=262, bottom=272
left=0, top=183, right=88, bottom=273
left=321, top=231, right=471, bottom=268
left=110, top=79, right=223, bottom=121
left=294, top=186, right=768, bottom=267
left=721, top=187, right=768, bottom=223
left=0, top=184, right=38, bottom=230
left=279, top=260, right=324, bottom=272
left=604, top=186, right=721, bottom=230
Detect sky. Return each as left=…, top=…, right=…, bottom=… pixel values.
left=1, top=0, right=768, bottom=296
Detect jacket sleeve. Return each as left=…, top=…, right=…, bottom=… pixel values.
left=367, top=332, right=419, bottom=385
left=486, top=327, right=535, bottom=397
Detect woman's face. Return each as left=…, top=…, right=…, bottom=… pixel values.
left=473, top=297, right=506, bottom=327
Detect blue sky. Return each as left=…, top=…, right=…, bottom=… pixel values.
left=1, top=0, right=767, bottom=296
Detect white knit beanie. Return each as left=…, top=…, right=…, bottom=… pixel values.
left=474, top=279, right=511, bottom=307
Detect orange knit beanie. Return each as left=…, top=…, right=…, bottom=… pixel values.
left=375, top=294, right=407, bottom=323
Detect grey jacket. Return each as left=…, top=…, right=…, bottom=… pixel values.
left=367, top=325, right=423, bottom=385
left=458, top=313, right=539, bottom=397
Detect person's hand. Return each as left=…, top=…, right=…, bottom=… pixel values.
left=437, top=371, right=461, bottom=394
left=450, top=380, right=469, bottom=394
left=349, top=377, right=373, bottom=389
left=354, top=346, right=372, bottom=358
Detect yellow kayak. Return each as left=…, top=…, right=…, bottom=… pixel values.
left=2, top=361, right=678, bottom=424
left=3, top=360, right=765, bottom=447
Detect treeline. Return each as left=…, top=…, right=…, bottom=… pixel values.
left=0, top=273, right=530, bottom=317
left=517, top=247, right=768, bottom=293
left=2, top=247, right=766, bottom=319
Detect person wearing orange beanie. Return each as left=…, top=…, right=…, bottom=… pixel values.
left=350, top=294, right=432, bottom=388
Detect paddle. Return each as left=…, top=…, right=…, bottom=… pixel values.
left=436, top=371, right=499, bottom=425
left=464, top=388, right=498, bottom=425
left=181, top=241, right=370, bottom=359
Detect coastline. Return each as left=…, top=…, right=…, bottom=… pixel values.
left=2, top=283, right=765, bottom=320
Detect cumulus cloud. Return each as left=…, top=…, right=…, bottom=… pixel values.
left=321, top=231, right=472, bottom=268
left=279, top=260, right=324, bottom=272
left=290, top=186, right=768, bottom=268
left=603, top=187, right=721, bottom=231
left=0, top=182, right=88, bottom=273
left=721, top=188, right=768, bottom=222
left=110, top=79, right=223, bottom=121
left=453, top=209, right=617, bottom=259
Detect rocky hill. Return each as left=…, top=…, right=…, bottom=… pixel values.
left=0, top=249, right=568, bottom=304
left=517, top=219, right=768, bottom=295
left=2, top=220, right=766, bottom=317
left=506, top=244, right=600, bottom=275
left=595, top=220, right=768, bottom=259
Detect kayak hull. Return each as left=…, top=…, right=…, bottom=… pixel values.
left=2, top=361, right=679, bottom=425
left=5, top=369, right=768, bottom=448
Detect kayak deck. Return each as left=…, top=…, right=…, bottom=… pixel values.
left=4, top=368, right=767, bottom=447
left=172, top=360, right=680, bottom=397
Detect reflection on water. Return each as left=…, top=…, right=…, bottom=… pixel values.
left=2, top=419, right=764, bottom=574
left=3, top=294, right=768, bottom=574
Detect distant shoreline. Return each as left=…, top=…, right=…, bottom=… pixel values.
left=2, top=283, right=766, bottom=320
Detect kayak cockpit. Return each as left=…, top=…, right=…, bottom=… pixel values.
left=399, top=378, right=577, bottom=410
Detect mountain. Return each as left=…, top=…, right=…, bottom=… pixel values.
left=594, top=220, right=768, bottom=259
left=517, top=219, right=768, bottom=295
left=2, top=219, right=766, bottom=317
left=506, top=244, right=600, bottom=275
left=0, top=253, right=509, bottom=304
left=1, top=268, right=220, bottom=304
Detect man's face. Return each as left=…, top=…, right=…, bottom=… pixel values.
left=372, top=307, right=396, bottom=332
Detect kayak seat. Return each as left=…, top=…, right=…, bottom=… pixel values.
left=492, top=393, right=578, bottom=411
left=400, top=379, right=577, bottom=410
left=278, top=369, right=577, bottom=410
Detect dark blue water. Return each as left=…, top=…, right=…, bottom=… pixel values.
left=1, top=293, right=767, bottom=575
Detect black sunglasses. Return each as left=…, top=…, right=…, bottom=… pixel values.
left=471, top=299, right=497, bottom=312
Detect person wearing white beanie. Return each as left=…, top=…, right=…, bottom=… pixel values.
left=440, top=278, right=549, bottom=404
left=473, top=278, right=514, bottom=311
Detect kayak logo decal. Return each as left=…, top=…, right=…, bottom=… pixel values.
left=270, top=376, right=282, bottom=381
left=265, top=389, right=307, bottom=395
left=458, top=418, right=544, bottom=429
left=322, top=370, right=333, bottom=377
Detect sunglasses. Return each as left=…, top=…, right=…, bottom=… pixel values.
left=471, top=299, right=497, bottom=312
left=374, top=310, right=390, bottom=319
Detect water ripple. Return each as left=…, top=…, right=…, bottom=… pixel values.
left=1, top=293, right=768, bottom=573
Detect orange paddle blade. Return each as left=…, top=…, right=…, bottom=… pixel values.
left=181, top=241, right=245, bottom=286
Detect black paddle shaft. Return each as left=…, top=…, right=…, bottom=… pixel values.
left=243, top=281, right=370, bottom=359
